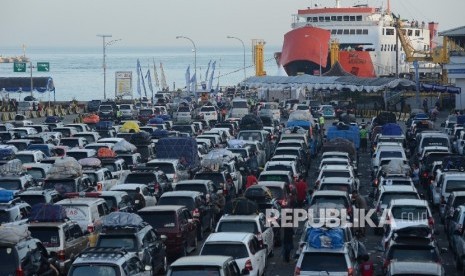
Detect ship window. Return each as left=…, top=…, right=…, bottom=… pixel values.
left=356, top=29, right=362, bottom=35
left=337, top=29, right=343, bottom=35
left=356, top=15, right=362, bottom=21
left=415, top=30, right=420, bottom=36
left=331, top=29, right=337, bottom=35
left=331, top=16, right=336, bottom=21
left=363, top=29, right=368, bottom=35
left=343, top=15, right=349, bottom=21
left=313, top=17, right=318, bottom=22
left=319, top=16, right=324, bottom=22
left=343, top=29, right=350, bottom=35
left=307, top=17, right=312, bottom=22
left=337, top=16, right=342, bottom=21
left=350, top=29, right=356, bottom=35
left=325, top=16, right=330, bottom=22
left=350, top=16, right=356, bottom=21
left=382, top=28, right=385, bottom=35
left=381, top=45, right=384, bottom=51
left=386, top=28, right=394, bottom=35
left=408, top=29, right=413, bottom=36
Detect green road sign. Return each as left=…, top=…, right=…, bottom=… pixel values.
left=37, top=62, right=50, bottom=72
left=13, top=62, right=26, bottom=72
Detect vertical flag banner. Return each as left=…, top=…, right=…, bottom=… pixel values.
left=145, top=68, right=154, bottom=95
left=136, top=59, right=141, bottom=96
left=160, top=63, right=168, bottom=90
left=140, top=65, right=147, bottom=97
left=153, top=59, right=160, bottom=89
left=190, top=73, right=196, bottom=93
left=208, top=61, right=216, bottom=92
left=185, top=65, right=191, bottom=93
left=205, top=60, right=211, bottom=83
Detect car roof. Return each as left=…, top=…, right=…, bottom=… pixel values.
left=138, top=205, right=186, bottom=212
left=259, top=170, right=291, bottom=176
left=389, top=261, right=443, bottom=274
left=111, top=184, right=148, bottom=190
left=205, top=232, right=254, bottom=243
left=56, top=197, right=105, bottom=205
left=312, top=190, right=348, bottom=197
left=170, top=255, right=233, bottom=267
left=389, top=199, right=428, bottom=207
left=320, top=177, right=354, bottom=183
left=258, top=181, right=286, bottom=188
left=160, top=191, right=201, bottom=198
left=176, top=180, right=211, bottom=185
left=219, top=214, right=260, bottom=221
left=380, top=185, right=417, bottom=192
left=147, top=159, right=179, bottom=164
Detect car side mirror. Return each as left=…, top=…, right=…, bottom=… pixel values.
left=144, top=265, right=152, bottom=272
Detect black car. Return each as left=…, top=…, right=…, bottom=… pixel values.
left=193, top=170, right=236, bottom=201
left=96, top=212, right=167, bottom=274
left=87, top=99, right=102, bottom=113
left=124, top=169, right=171, bottom=198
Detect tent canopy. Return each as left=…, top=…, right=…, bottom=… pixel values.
left=0, top=77, right=55, bottom=93
left=243, top=75, right=415, bottom=93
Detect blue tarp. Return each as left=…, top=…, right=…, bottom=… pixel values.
left=326, top=124, right=360, bottom=149
left=286, top=120, right=312, bottom=130
left=381, top=123, right=403, bottom=136
left=421, top=83, right=461, bottom=94
left=155, top=137, right=200, bottom=169
left=307, top=227, right=344, bottom=249
left=458, top=115, right=465, bottom=125
left=148, top=118, right=164, bottom=125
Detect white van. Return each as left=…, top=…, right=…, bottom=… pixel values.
left=18, top=101, right=39, bottom=112
left=229, top=98, right=249, bottom=119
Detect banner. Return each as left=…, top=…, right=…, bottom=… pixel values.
left=136, top=59, right=141, bottom=96
left=185, top=65, right=191, bottom=92
left=153, top=59, right=160, bottom=88
left=115, top=71, right=133, bottom=97
left=190, top=73, right=196, bottom=93
left=207, top=61, right=216, bottom=92
left=145, top=69, right=153, bottom=94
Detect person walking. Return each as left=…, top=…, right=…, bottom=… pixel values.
left=351, top=190, right=368, bottom=237
left=423, top=98, right=428, bottom=113
left=295, top=176, right=308, bottom=208
left=359, top=254, right=374, bottom=276
left=412, top=163, right=420, bottom=188
left=359, top=125, right=368, bottom=153
left=245, top=170, right=258, bottom=189
left=282, top=227, right=294, bottom=263
left=318, top=115, right=325, bottom=135
left=133, top=187, right=146, bottom=211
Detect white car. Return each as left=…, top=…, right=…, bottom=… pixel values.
left=110, top=183, right=157, bottom=207
left=199, top=105, right=218, bottom=123
left=215, top=213, right=274, bottom=256
left=200, top=232, right=267, bottom=276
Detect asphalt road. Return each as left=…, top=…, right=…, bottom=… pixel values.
left=33, top=112, right=458, bottom=275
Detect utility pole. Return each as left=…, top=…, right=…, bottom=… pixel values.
left=97, top=34, right=112, bottom=100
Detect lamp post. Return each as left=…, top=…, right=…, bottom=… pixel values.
left=304, top=35, right=322, bottom=76
left=176, top=36, right=197, bottom=88
left=227, top=36, right=246, bottom=80
left=97, top=34, right=121, bottom=100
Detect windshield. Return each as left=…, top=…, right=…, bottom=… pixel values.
left=320, top=184, right=351, bottom=193
left=0, top=211, right=12, bottom=223
left=446, top=180, right=465, bottom=193
left=391, top=206, right=428, bottom=220
left=380, top=192, right=419, bottom=205
left=296, top=105, right=308, bottom=110
left=201, top=106, right=216, bottom=112
left=61, top=139, right=80, bottom=148
left=176, top=184, right=207, bottom=194
left=147, top=163, right=175, bottom=174
left=258, top=175, right=289, bottom=184
left=139, top=109, right=153, bottom=116
left=389, top=246, right=439, bottom=262
left=19, top=195, right=46, bottom=206
left=217, top=221, right=258, bottom=234
left=120, top=105, right=131, bottom=110
left=266, top=165, right=292, bottom=172
left=301, top=252, right=347, bottom=272
left=0, top=180, right=21, bottom=190
left=69, top=265, right=117, bottom=276
left=125, top=173, right=156, bottom=185
left=99, top=106, right=112, bottom=111
left=97, top=235, right=137, bottom=251
left=274, top=149, right=298, bottom=156
left=421, top=137, right=449, bottom=148
left=232, top=101, right=248, bottom=108
left=201, top=243, right=248, bottom=259
left=16, top=154, right=35, bottom=164
left=139, top=211, right=177, bottom=229
left=170, top=267, right=220, bottom=276
left=29, top=227, right=61, bottom=247
left=0, top=247, right=18, bottom=274
left=44, top=179, right=77, bottom=194
left=158, top=196, right=195, bottom=210
left=172, top=126, right=193, bottom=134
left=238, top=132, right=263, bottom=142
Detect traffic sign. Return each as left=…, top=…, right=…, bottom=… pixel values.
left=13, top=62, right=26, bottom=72
left=37, top=62, right=50, bottom=72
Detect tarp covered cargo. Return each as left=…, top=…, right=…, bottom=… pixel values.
left=288, top=110, right=313, bottom=122
left=326, top=123, right=360, bottom=149
left=102, top=212, right=145, bottom=229
left=28, top=203, right=68, bottom=222
left=151, top=129, right=170, bottom=139
left=0, top=159, right=22, bottom=174
left=239, top=114, right=263, bottom=130
left=120, top=121, right=140, bottom=133
left=78, top=157, right=102, bottom=168
left=224, top=197, right=258, bottom=215
left=379, top=159, right=411, bottom=175
left=83, top=114, right=100, bottom=124
left=157, top=114, right=172, bottom=121
left=457, top=115, right=465, bottom=125
left=227, top=139, right=247, bottom=148
left=98, top=148, right=117, bottom=158
left=381, top=123, right=403, bottom=136
left=307, top=227, right=344, bottom=249
left=373, top=112, right=397, bottom=126
left=155, top=137, right=200, bottom=169
left=286, top=120, right=312, bottom=130
left=148, top=118, right=164, bottom=125
left=321, top=138, right=356, bottom=158
left=0, top=225, right=30, bottom=244
left=113, top=140, right=137, bottom=153
left=47, top=157, right=82, bottom=179
left=201, top=149, right=235, bottom=170
left=283, top=126, right=308, bottom=135
left=129, top=131, right=151, bottom=146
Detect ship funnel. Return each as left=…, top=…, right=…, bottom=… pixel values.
left=336, top=0, right=340, bottom=8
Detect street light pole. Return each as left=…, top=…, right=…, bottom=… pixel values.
left=97, top=34, right=112, bottom=100
left=176, top=36, right=197, bottom=89
left=304, top=35, right=322, bottom=76
left=227, top=36, right=246, bottom=80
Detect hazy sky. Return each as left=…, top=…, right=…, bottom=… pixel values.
left=1, top=0, right=464, bottom=49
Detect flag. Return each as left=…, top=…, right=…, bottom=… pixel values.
left=140, top=65, right=147, bottom=97
left=153, top=59, right=160, bottom=88
left=207, top=61, right=216, bottom=91
left=136, top=59, right=141, bottom=96
left=204, top=60, right=211, bottom=83
left=145, top=69, right=153, bottom=94
left=190, top=73, right=196, bottom=93
left=185, top=65, right=191, bottom=92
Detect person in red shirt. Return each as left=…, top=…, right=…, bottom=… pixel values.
left=245, top=170, right=258, bottom=189
left=295, top=176, right=308, bottom=208
left=360, top=255, right=374, bottom=276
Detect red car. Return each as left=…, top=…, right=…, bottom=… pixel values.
left=138, top=205, right=197, bottom=260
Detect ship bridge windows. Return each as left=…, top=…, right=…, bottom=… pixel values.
left=337, top=16, right=342, bottom=21
left=325, top=16, right=330, bottom=22
left=408, top=29, right=413, bottom=36
left=385, top=28, right=395, bottom=35
left=333, top=29, right=368, bottom=35
left=331, top=29, right=337, bottom=35
left=312, top=16, right=318, bottom=22
left=350, top=16, right=356, bottom=21
left=331, top=16, right=337, bottom=21
left=337, top=29, right=343, bottom=35
left=319, top=16, right=324, bottom=22
left=356, top=29, right=363, bottom=35
left=343, top=29, right=350, bottom=35
left=343, top=15, right=350, bottom=21
left=350, top=29, right=356, bottom=35
left=415, top=30, right=420, bottom=36
left=356, top=15, right=362, bottom=21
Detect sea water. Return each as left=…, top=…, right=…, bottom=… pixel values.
left=0, top=46, right=280, bottom=101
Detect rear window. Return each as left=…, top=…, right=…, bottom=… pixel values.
left=0, top=210, right=13, bottom=223
left=175, top=184, right=207, bottom=194
left=147, top=163, right=175, bottom=174
left=66, top=152, right=89, bottom=161
left=172, top=125, right=193, bottom=133
left=0, top=247, right=18, bottom=274
left=388, top=246, right=439, bottom=262
left=99, top=106, right=112, bottom=111
left=125, top=173, right=156, bottom=185
left=97, top=235, right=137, bottom=251
left=158, top=196, right=195, bottom=210
left=301, top=252, right=347, bottom=271
left=321, top=171, right=351, bottom=178
left=267, top=186, right=284, bottom=199
left=0, top=179, right=21, bottom=190
left=16, top=154, right=35, bottom=164
left=170, top=266, right=220, bottom=276
left=217, top=221, right=258, bottom=234
left=69, top=265, right=117, bottom=276
left=445, top=180, right=465, bottom=193
left=391, top=206, right=428, bottom=220
left=194, top=173, right=224, bottom=187
left=421, top=137, right=449, bottom=148
left=201, top=243, right=248, bottom=259
left=44, top=179, right=77, bottom=194
left=139, top=211, right=177, bottom=228
left=29, top=227, right=61, bottom=247
left=266, top=165, right=292, bottom=172
left=379, top=151, right=403, bottom=159
left=380, top=192, right=419, bottom=205
left=120, top=105, right=131, bottom=110
left=201, top=106, right=216, bottom=112
left=232, top=101, right=248, bottom=108
left=320, top=184, right=351, bottom=193
left=139, top=109, right=153, bottom=116
left=18, top=195, right=46, bottom=206
left=311, top=196, right=349, bottom=208
left=274, top=149, right=298, bottom=156
left=258, top=174, right=289, bottom=184
left=238, top=132, right=263, bottom=142
left=453, top=196, right=465, bottom=208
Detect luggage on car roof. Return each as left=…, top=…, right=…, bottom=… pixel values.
left=79, top=157, right=102, bottom=168
left=112, top=140, right=137, bottom=153
left=130, top=131, right=151, bottom=146
left=239, top=114, right=263, bottom=130
left=96, top=121, right=113, bottom=130
left=98, top=148, right=117, bottom=158
left=0, top=225, right=30, bottom=244
left=307, top=227, right=344, bottom=249
left=28, top=203, right=68, bottom=222
left=47, top=157, right=83, bottom=179
left=0, top=190, right=15, bottom=203
left=102, top=212, right=146, bottom=229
